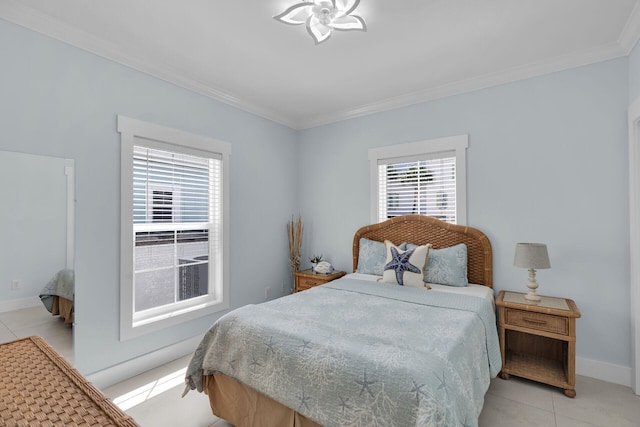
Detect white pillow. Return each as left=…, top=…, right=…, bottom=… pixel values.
left=382, top=240, right=431, bottom=288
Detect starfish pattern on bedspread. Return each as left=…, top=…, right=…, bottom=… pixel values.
left=356, top=369, right=377, bottom=398
left=410, top=380, right=428, bottom=404
left=299, top=340, right=312, bottom=352
left=338, top=396, right=352, bottom=414
left=265, top=336, right=275, bottom=354
left=437, top=372, right=450, bottom=399
left=297, top=389, right=311, bottom=411
left=384, top=246, right=421, bottom=285
left=250, top=356, right=262, bottom=368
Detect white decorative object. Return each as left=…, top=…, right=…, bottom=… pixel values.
left=313, top=261, right=334, bottom=274
left=514, top=243, right=551, bottom=301
left=273, top=0, right=367, bottom=44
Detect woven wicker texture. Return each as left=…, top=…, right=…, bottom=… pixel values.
left=352, top=215, right=493, bottom=287
left=0, top=336, right=138, bottom=427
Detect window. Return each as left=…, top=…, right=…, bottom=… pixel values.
left=118, top=116, right=230, bottom=340
left=368, top=135, right=468, bottom=225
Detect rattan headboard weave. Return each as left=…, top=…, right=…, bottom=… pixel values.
left=352, top=215, right=493, bottom=288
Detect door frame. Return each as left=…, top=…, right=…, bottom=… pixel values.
left=628, top=96, right=640, bottom=394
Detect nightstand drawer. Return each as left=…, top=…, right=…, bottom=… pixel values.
left=505, top=308, right=568, bottom=335
left=294, top=269, right=346, bottom=292
left=298, top=277, right=324, bottom=289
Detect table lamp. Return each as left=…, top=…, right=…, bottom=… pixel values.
left=514, top=243, right=551, bottom=301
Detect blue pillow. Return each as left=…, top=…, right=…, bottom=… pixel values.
left=357, top=238, right=407, bottom=276
left=407, top=243, right=468, bottom=287
left=356, top=238, right=386, bottom=275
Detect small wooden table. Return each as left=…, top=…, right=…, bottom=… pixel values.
left=294, top=269, right=346, bottom=292
left=496, top=290, right=581, bottom=397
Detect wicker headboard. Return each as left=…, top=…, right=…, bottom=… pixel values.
left=352, top=215, right=493, bottom=288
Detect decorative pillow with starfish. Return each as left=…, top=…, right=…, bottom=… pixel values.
left=382, top=240, right=432, bottom=288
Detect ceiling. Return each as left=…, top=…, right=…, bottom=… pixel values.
left=2, top=0, right=639, bottom=129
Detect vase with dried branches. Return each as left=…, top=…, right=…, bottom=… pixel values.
left=287, top=215, right=303, bottom=284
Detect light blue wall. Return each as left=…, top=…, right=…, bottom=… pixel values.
left=0, top=19, right=298, bottom=374
left=0, top=152, right=68, bottom=302
left=298, top=59, right=631, bottom=368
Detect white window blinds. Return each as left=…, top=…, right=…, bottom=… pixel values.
left=133, top=146, right=220, bottom=225
left=132, top=145, right=221, bottom=314
left=378, top=154, right=457, bottom=223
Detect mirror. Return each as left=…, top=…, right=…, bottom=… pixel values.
left=0, top=150, right=74, bottom=362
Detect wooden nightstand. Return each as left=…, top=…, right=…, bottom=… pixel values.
left=496, top=290, right=581, bottom=397
left=294, top=269, right=346, bottom=292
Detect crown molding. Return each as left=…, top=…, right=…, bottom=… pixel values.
left=299, top=41, right=628, bottom=129
left=0, top=1, right=297, bottom=129
left=619, top=0, right=640, bottom=55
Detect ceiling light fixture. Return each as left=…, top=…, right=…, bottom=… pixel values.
left=274, top=0, right=367, bottom=45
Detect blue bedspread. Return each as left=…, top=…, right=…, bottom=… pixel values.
left=185, top=277, right=501, bottom=427
left=39, top=268, right=74, bottom=313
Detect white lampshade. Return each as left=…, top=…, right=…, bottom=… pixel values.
left=514, top=243, right=551, bottom=269
left=514, top=243, right=550, bottom=301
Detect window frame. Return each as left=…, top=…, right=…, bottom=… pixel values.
left=118, top=116, right=231, bottom=341
left=368, top=135, right=468, bottom=225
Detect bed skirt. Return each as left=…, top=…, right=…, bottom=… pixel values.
left=204, top=374, right=321, bottom=427
left=51, top=295, right=74, bottom=324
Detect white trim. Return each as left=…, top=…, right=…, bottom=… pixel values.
left=118, top=116, right=232, bottom=156
left=628, top=96, right=640, bottom=394
left=117, top=115, right=231, bottom=341
left=619, top=0, right=640, bottom=55
left=85, top=335, right=202, bottom=390
left=0, top=296, right=41, bottom=313
left=64, top=159, right=75, bottom=270
left=576, top=356, right=632, bottom=388
left=1, top=0, right=636, bottom=130
left=368, top=135, right=468, bottom=225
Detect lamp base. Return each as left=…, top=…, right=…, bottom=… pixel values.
left=524, top=268, right=542, bottom=301
left=524, top=291, right=541, bottom=302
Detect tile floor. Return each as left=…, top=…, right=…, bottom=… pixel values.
left=0, top=304, right=73, bottom=362
left=103, top=357, right=640, bottom=427
left=2, top=306, right=640, bottom=426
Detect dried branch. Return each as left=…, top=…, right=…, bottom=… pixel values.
left=287, top=215, right=303, bottom=278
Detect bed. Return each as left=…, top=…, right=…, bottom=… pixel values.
left=39, top=268, right=74, bottom=324
left=185, top=215, right=500, bottom=427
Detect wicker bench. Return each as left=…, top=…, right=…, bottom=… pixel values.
left=0, top=336, right=138, bottom=426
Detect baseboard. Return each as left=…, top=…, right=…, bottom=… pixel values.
left=0, top=296, right=41, bottom=313
left=86, top=335, right=202, bottom=390
left=576, top=356, right=632, bottom=388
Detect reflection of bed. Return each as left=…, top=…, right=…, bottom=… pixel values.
left=39, top=268, right=74, bottom=324
left=185, top=215, right=500, bottom=427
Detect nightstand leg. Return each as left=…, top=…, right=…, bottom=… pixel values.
left=564, top=388, right=576, bottom=398
left=499, top=372, right=510, bottom=380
